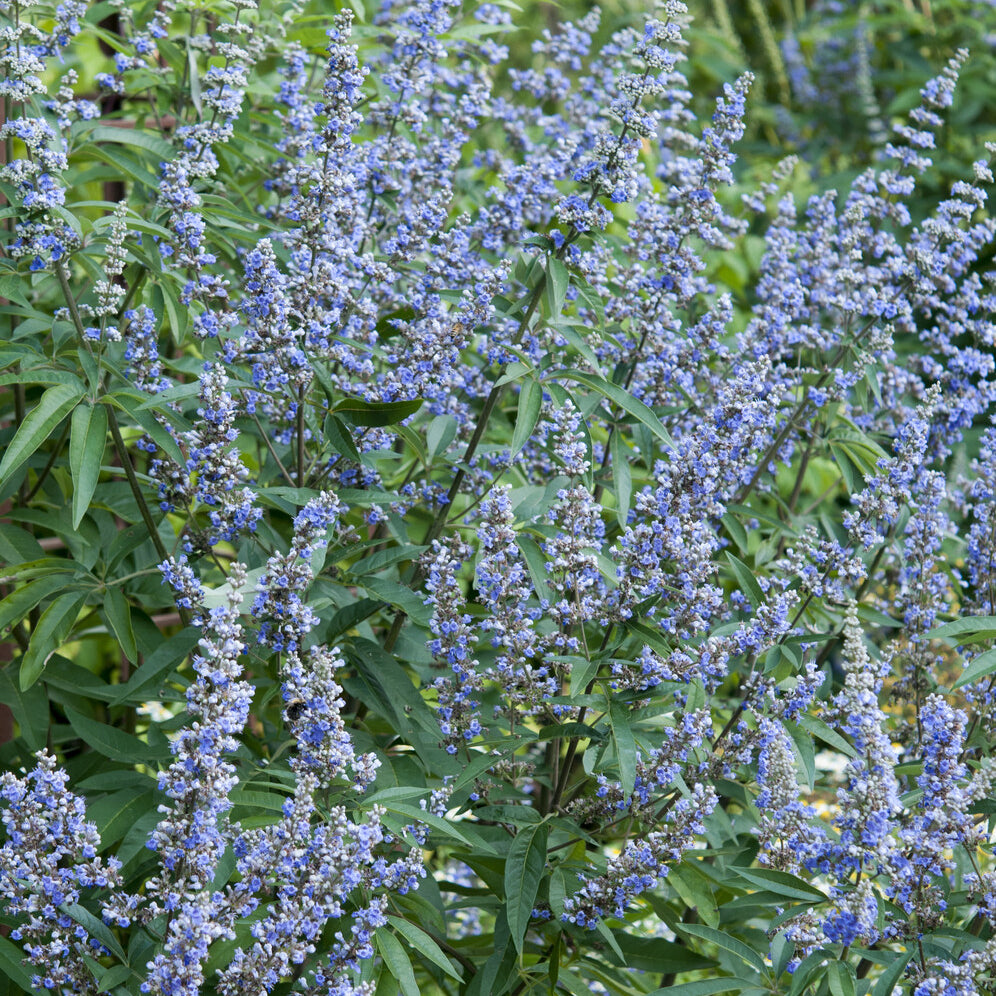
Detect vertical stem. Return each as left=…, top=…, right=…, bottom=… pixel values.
left=106, top=408, right=171, bottom=566
left=296, top=385, right=306, bottom=488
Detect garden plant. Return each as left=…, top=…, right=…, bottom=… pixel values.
left=4, top=0, right=996, bottom=995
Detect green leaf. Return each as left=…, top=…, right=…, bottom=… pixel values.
left=376, top=928, right=419, bottom=996
left=544, top=257, right=570, bottom=317
left=69, top=401, right=108, bottom=529
left=796, top=713, right=857, bottom=758
left=611, top=429, right=632, bottom=529
left=361, top=576, right=432, bottom=626
left=569, top=656, right=600, bottom=698
left=677, top=923, right=766, bottom=975
left=229, top=789, right=293, bottom=813
left=0, top=383, right=84, bottom=487
left=558, top=370, right=673, bottom=450
left=451, top=742, right=523, bottom=791
left=0, top=666, right=48, bottom=750
left=110, top=627, right=200, bottom=705
left=721, top=513, right=749, bottom=555
left=97, top=964, right=133, bottom=991
left=0, top=522, right=45, bottom=563
left=871, top=950, right=913, bottom=996
left=334, top=397, right=423, bottom=427
left=731, top=867, right=827, bottom=903
left=87, top=788, right=157, bottom=849
left=81, top=125, right=175, bottom=158
left=928, top=615, right=996, bottom=645
left=102, top=587, right=138, bottom=663
left=646, top=980, right=750, bottom=996
left=0, top=934, right=36, bottom=992
left=380, top=802, right=491, bottom=851
left=827, top=961, right=855, bottom=996
left=504, top=822, right=548, bottom=953
left=788, top=948, right=835, bottom=996
left=20, top=591, right=88, bottom=689
left=552, top=322, right=604, bottom=376
left=952, top=647, right=996, bottom=690
left=187, top=45, right=202, bottom=115
left=608, top=700, right=637, bottom=798
left=725, top=552, right=764, bottom=610
left=464, top=910, right=516, bottom=996
left=385, top=917, right=462, bottom=981
left=516, top=534, right=557, bottom=602
left=426, top=414, right=458, bottom=459
left=511, top=378, right=542, bottom=456
left=323, top=413, right=362, bottom=465
left=136, top=382, right=200, bottom=409
left=0, top=573, right=77, bottom=633
left=65, top=903, right=127, bottom=962
left=106, top=390, right=185, bottom=466
left=668, top=861, right=719, bottom=928
left=63, top=705, right=166, bottom=763
left=610, top=931, right=716, bottom=973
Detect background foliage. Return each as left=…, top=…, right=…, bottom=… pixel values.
left=4, top=1, right=996, bottom=995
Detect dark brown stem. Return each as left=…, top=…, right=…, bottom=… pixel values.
left=106, top=408, right=170, bottom=565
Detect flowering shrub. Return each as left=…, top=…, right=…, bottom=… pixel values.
left=4, top=0, right=996, bottom=994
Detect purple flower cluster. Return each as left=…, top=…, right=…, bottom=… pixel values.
left=8, top=0, right=996, bottom=988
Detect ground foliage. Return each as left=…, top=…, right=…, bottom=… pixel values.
left=4, top=1, right=996, bottom=995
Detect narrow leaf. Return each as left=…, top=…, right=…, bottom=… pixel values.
left=334, top=397, right=423, bottom=427
left=63, top=705, right=165, bottom=763
left=646, top=980, right=749, bottom=996
left=20, top=591, right=87, bottom=689
left=928, top=615, right=996, bottom=645
left=0, top=934, right=35, bottom=992
left=828, top=961, right=856, bottom=996
left=731, top=867, right=827, bottom=902
left=608, top=700, right=637, bottom=798
left=323, top=413, right=362, bottom=465
left=102, top=587, right=137, bottom=663
left=110, top=626, right=200, bottom=705
left=504, top=822, right=548, bottom=953
left=871, top=950, right=914, bottom=996
left=0, top=574, right=76, bottom=633
left=511, top=378, right=542, bottom=456
left=0, top=667, right=48, bottom=750
left=952, top=647, right=996, bottom=690
left=544, top=257, right=569, bottom=317
left=560, top=370, right=673, bottom=449
left=69, top=401, right=108, bottom=528
left=611, top=429, right=632, bottom=529
left=81, top=125, right=174, bottom=158
left=0, top=383, right=83, bottom=487
left=376, top=929, right=419, bottom=996
left=725, top=553, right=764, bottom=610
left=385, top=917, right=463, bottom=981
left=678, top=923, right=766, bottom=974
